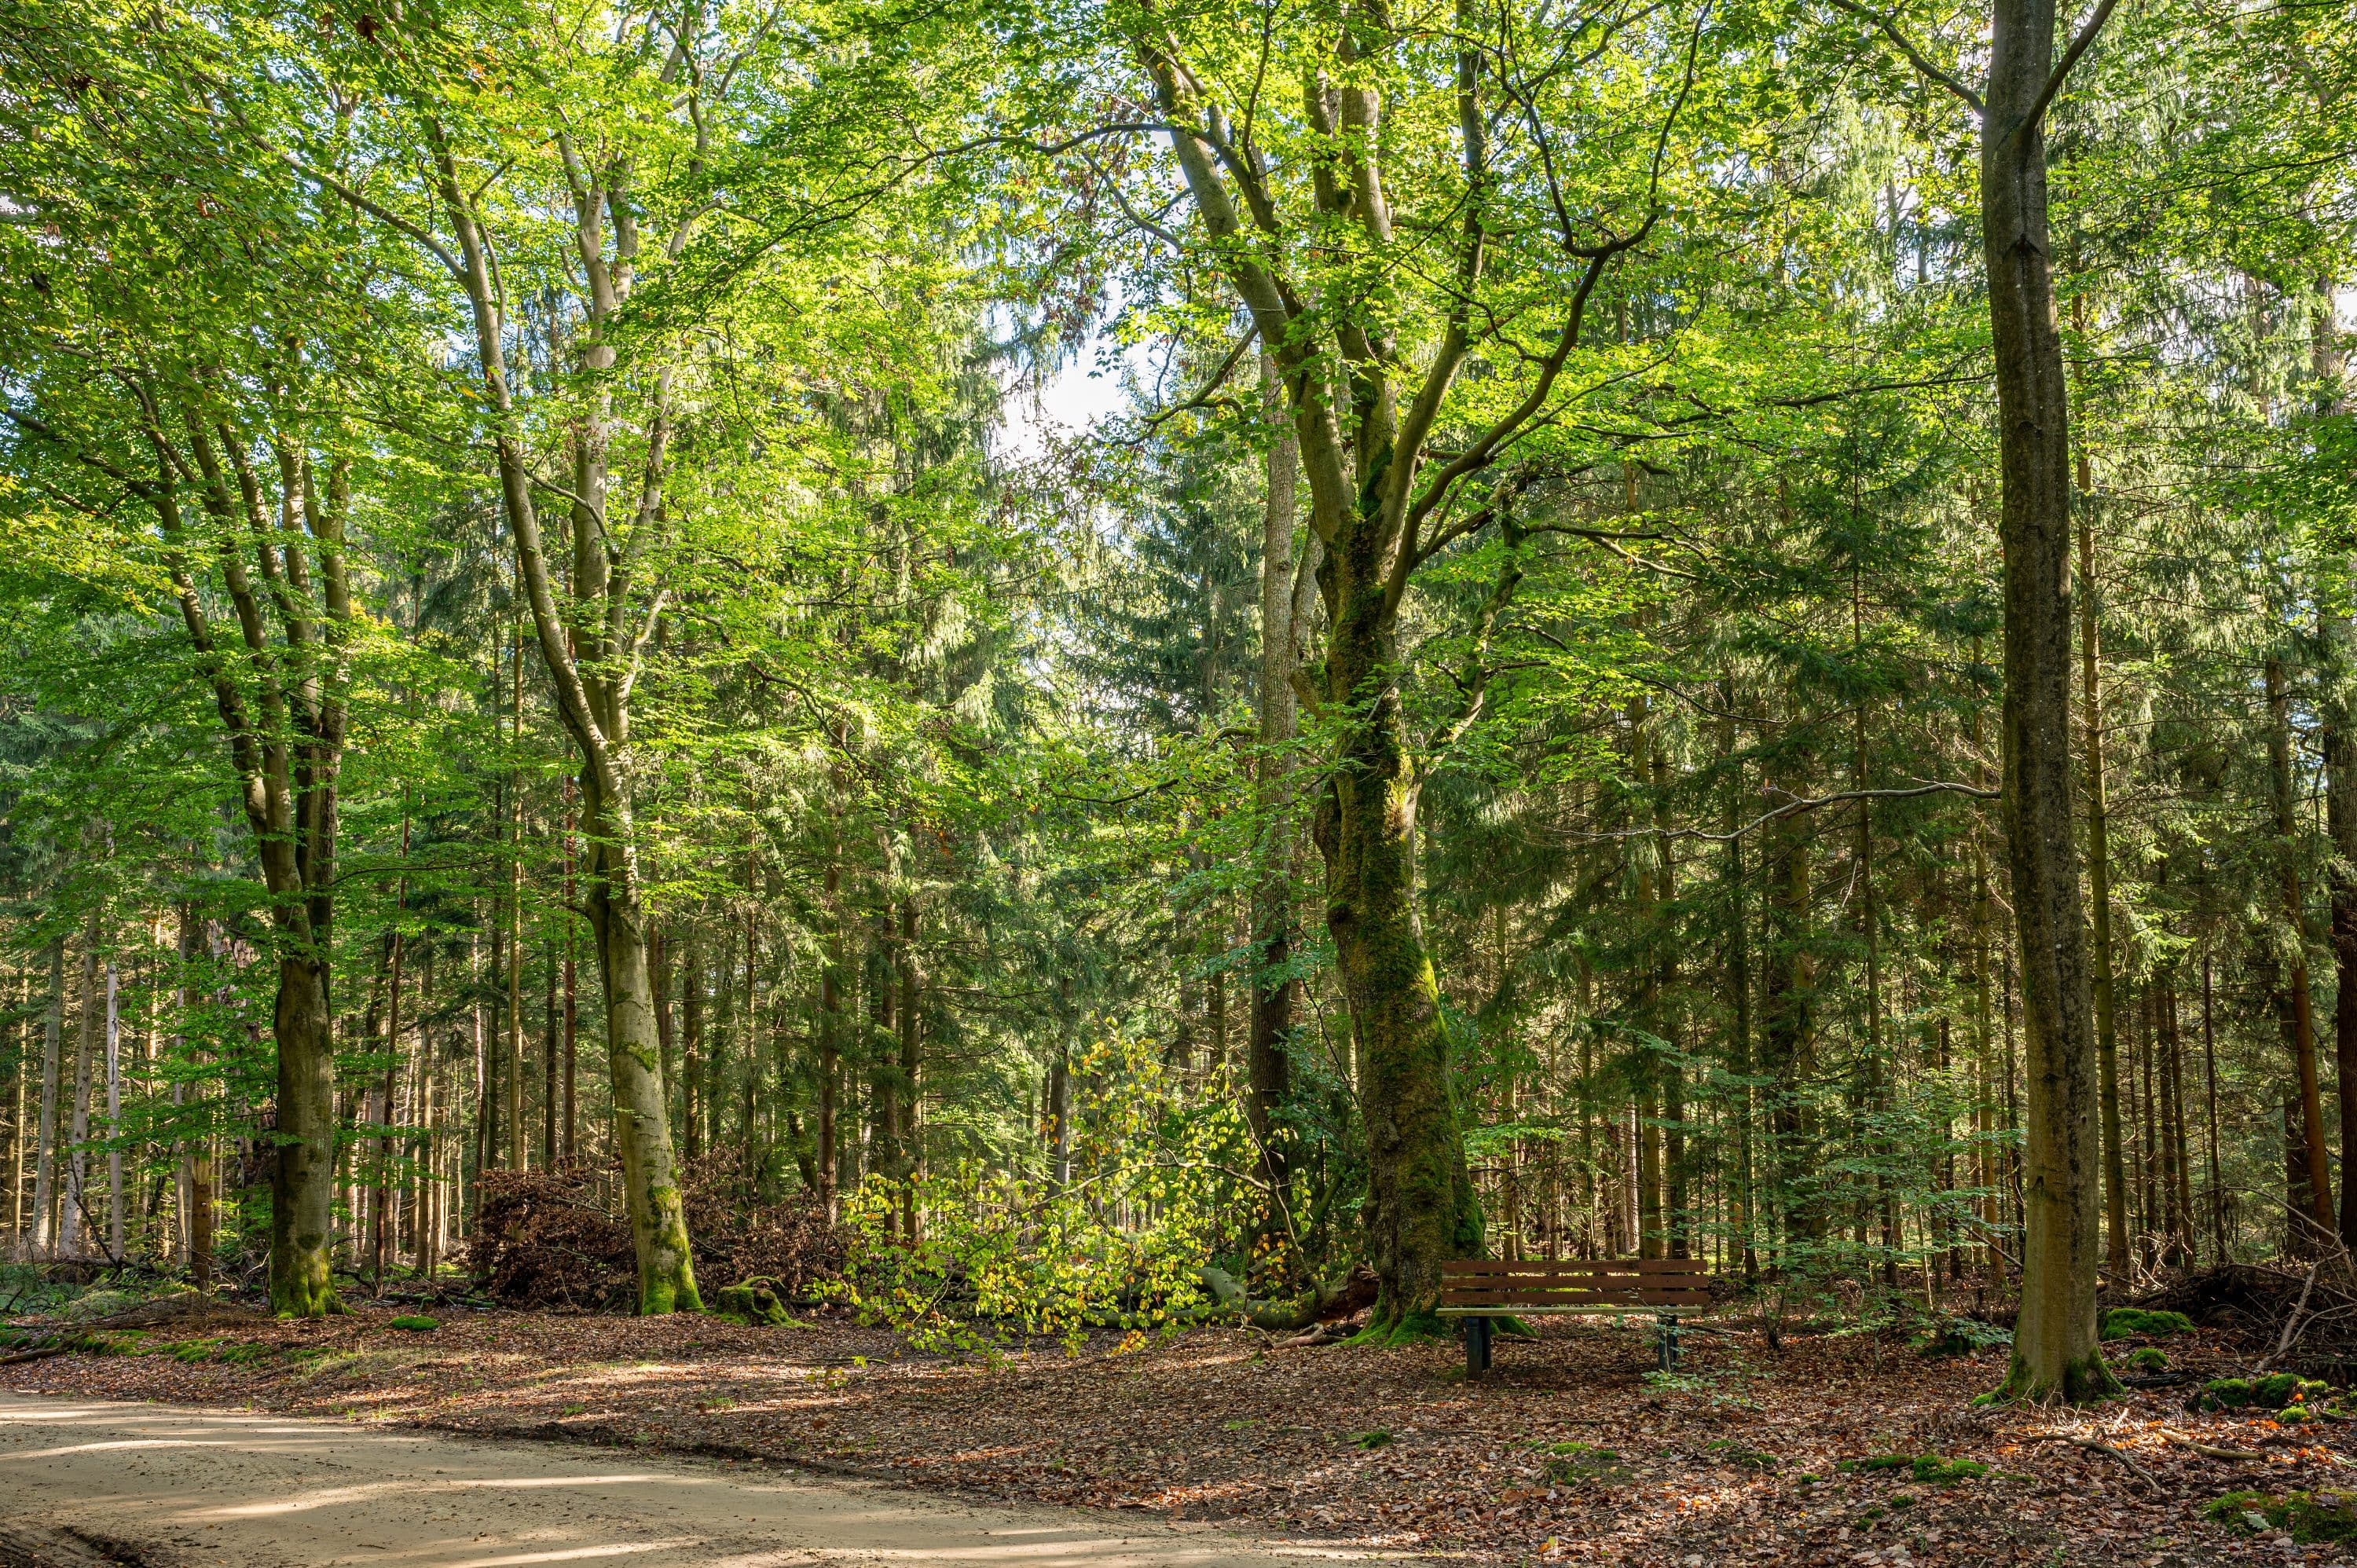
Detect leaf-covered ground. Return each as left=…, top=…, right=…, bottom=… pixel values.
left=4, top=1305, right=2343, bottom=1565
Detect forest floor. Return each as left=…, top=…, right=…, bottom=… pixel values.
left=1, top=1302, right=2343, bottom=1566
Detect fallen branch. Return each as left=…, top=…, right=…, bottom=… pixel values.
left=2160, top=1431, right=2266, bottom=1463
left=2026, top=1431, right=2163, bottom=1493
left=0, top=1345, right=68, bottom=1366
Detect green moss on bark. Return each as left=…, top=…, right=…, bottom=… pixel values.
left=1991, top=1345, right=2121, bottom=1405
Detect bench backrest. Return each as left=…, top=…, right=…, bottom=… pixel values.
left=1439, top=1258, right=1713, bottom=1311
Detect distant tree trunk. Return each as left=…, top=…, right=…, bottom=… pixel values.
left=2076, top=506, right=2130, bottom=1279
left=2326, top=614, right=2357, bottom=1248
left=1982, top=0, right=2117, bottom=1399
left=31, top=936, right=61, bottom=1259
left=64, top=919, right=96, bottom=1258
left=2267, top=655, right=2337, bottom=1245
left=104, top=962, right=122, bottom=1262
left=2202, top=947, right=2227, bottom=1261
left=1761, top=744, right=1817, bottom=1247
left=896, top=898, right=922, bottom=1242
left=563, top=779, right=578, bottom=1163
left=1047, top=1042, right=1072, bottom=1191
left=819, top=848, right=841, bottom=1219
left=1720, top=679, right=1758, bottom=1280
left=543, top=943, right=559, bottom=1171
left=506, top=629, right=525, bottom=1174
left=2160, top=978, right=2190, bottom=1266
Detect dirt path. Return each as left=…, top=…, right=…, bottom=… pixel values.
left=0, top=1394, right=1384, bottom=1568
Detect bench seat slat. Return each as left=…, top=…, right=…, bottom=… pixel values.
left=1438, top=1291, right=1712, bottom=1306
left=1442, top=1301, right=1706, bottom=1310
left=1441, top=1258, right=1707, bottom=1276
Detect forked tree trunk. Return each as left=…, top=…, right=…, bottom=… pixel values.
left=1982, top=0, right=2116, bottom=1401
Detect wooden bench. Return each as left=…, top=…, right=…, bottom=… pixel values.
left=1439, top=1258, right=1714, bottom=1375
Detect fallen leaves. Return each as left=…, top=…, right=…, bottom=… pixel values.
left=1, top=1304, right=2339, bottom=1564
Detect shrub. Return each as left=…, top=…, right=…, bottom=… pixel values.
left=1917, top=1317, right=2012, bottom=1357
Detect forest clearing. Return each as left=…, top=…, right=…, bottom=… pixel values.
left=4, top=0, right=2357, bottom=1559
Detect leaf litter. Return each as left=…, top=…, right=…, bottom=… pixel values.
left=5, top=1307, right=2343, bottom=1565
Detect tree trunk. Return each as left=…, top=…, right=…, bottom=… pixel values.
left=2077, top=508, right=2130, bottom=1279
left=819, top=851, right=841, bottom=1218
left=270, top=951, right=340, bottom=1314
left=563, top=781, right=579, bottom=1164
left=1248, top=357, right=1302, bottom=1268
left=31, top=936, right=61, bottom=1258
left=2267, top=655, right=2337, bottom=1244
left=64, top=921, right=96, bottom=1258
left=104, top=962, right=122, bottom=1262
left=433, top=136, right=695, bottom=1309
left=1982, top=0, right=2116, bottom=1399
left=2202, top=947, right=2227, bottom=1261
left=1311, top=559, right=1476, bottom=1332
left=896, top=898, right=922, bottom=1242
left=2327, top=623, right=2357, bottom=1248
left=584, top=815, right=698, bottom=1312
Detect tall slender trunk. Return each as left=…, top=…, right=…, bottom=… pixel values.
left=2267, top=655, right=2337, bottom=1244
left=432, top=137, right=695, bottom=1308
left=2202, top=948, right=2227, bottom=1260
left=896, top=898, right=922, bottom=1242
left=2076, top=505, right=2130, bottom=1277
left=1721, top=677, right=1758, bottom=1280
left=2327, top=615, right=2357, bottom=1247
left=563, top=779, right=578, bottom=1164
left=64, top=920, right=96, bottom=1258
left=31, top=936, right=60, bottom=1258
left=818, top=841, right=841, bottom=1218
left=1983, top=0, right=2116, bottom=1398
left=507, top=627, right=525, bottom=1173
left=104, top=962, right=122, bottom=1262
left=1248, top=357, right=1303, bottom=1266
left=680, top=937, right=702, bottom=1162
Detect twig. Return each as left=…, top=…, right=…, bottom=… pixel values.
left=2026, top=1431, right=2163, bottom=1493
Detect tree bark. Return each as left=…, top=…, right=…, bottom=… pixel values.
left=1981, top=0, right=2117, bottom=1400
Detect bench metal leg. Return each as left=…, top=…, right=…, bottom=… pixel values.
left=1464, top=1316, right=1493, bottom=1376
left=1658, top=1313, right=1680, bottom=1372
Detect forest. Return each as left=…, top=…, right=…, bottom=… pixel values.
left=2, top=0, right=2357, bottom=1559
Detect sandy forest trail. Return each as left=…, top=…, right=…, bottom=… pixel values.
left=0, top=1394, right=1380, bottom=1568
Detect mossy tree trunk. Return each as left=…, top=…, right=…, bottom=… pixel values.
left=1128, top=1, right=1677, bottom=1334
left=1976, top=0, right=2119, bottom=1403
